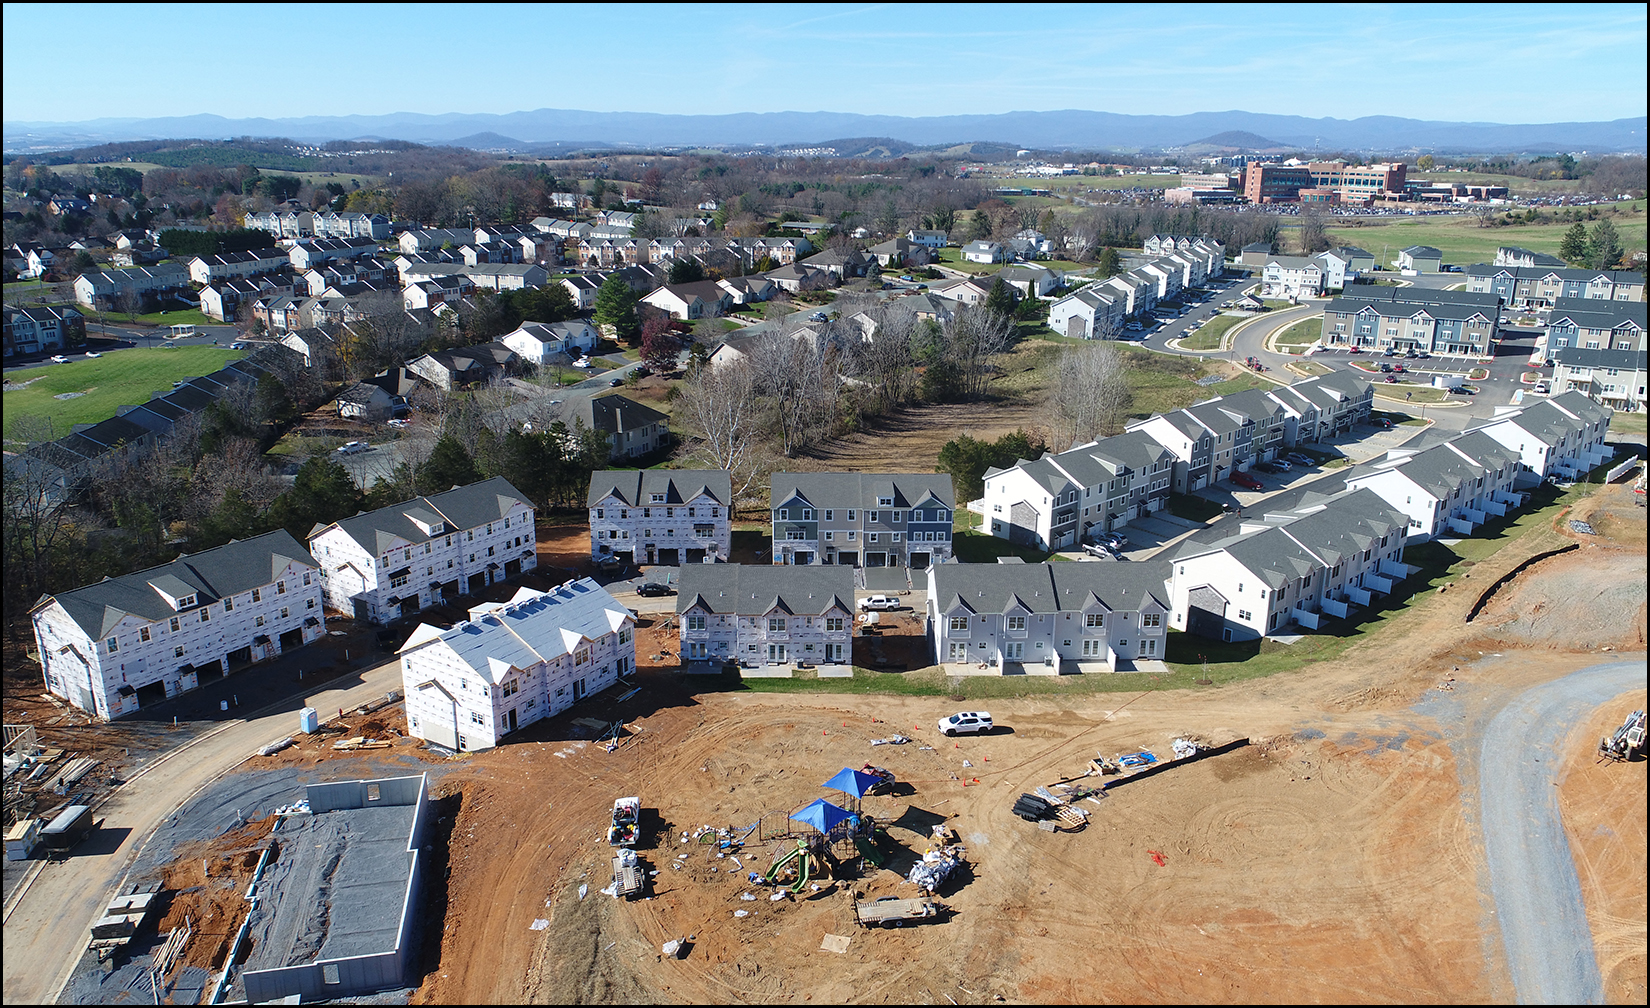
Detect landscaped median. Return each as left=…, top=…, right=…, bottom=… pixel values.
left=1272, top=317, right=1322, bottom=350
left=1174, top=313, right=1245, bottom=351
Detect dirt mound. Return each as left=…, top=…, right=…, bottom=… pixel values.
left=1472, top=547, right=1646, bottom=651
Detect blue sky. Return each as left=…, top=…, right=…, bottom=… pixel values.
left=4, top=3, right=1645, bottom=124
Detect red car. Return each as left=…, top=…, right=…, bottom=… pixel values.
left=1231, top=472, right=1264, bottom=490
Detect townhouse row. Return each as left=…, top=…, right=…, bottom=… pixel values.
left=1321, top=287, right=1504, bottom=357
left=1047, top=236, right=1226, bottom=339
left=982, top=371, right=1374, bottom=551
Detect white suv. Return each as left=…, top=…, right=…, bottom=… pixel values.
left=937, top=711, right=993, bottom=736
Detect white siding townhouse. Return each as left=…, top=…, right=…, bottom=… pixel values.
left=676, top=565, right=855, bottom=669
left=1344, top=431, right=1525, bottom=541
left=1167, top=488, right=1412, bottom=641
left=1471, top=391, right=1614, bottom=483
left=1046, top=286, right=1125, bottom=339
left=928, top=562, right=1170, bottom=672
left=400, top=579, right=634, bottom=752
left=1260, top=255, right=1326, bottom=300
left=1550, top=347, right=1646, bottom=411
left=770, top=472, right=956, bottom=569
left=187, top=249, right=293, bottom=284
left=499, top=319, right=599, bottom=366
left=587, top=469, right=733, bottom=565
left=30, top=531, right=326, bottom=720
left=981, top=430, right=1176, bottom=550
left=308, top=477, right=537, bottom=624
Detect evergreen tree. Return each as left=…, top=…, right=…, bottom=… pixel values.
left=667, top=259, right=705, bottom=284
left=269, top=456, right=361, bottom=538
left=1586, top=219, right=1623, bottom=270
left=967, top=210, right=993, bottom=241
left=984, top=277, right=1019, bottom=319
left=1559, top=222, right=1588, bottom=265
left=593, top=274, right=641, bottom=343
left=419, top=434, right=482, bottom=493
left=1096, top=246, right=1123, bottom=278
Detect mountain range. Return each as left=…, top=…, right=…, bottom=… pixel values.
left=4, top=107, right=1644, bottom=155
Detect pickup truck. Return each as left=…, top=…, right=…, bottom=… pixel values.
left=858, top=595, right=900, bottom=611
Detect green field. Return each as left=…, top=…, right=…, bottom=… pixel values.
left=1176, top=313, right=1245, bottom=350
left=1326, top=203, right=1646, bottom=267
left=1275, top=318, right=1322, bottom=347
left=3, top=346, right=243, bottom=443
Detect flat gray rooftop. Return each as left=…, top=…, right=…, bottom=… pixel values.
left=241, top=802, right=417, bottom=971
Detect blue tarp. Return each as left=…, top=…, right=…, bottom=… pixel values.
left=790, top=799, right=852, bottom=834
left=822, top=767, right=882, bottom=799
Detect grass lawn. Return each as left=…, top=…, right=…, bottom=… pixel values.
left=1609, top=411, right=1647, bottom=437
left=1166, top=493, right=1223, bottom=522
left=1289, top=361, right=1334, bottom=377
left=1275, top=318, right=1322, bottom=347
left=1372, top=383, right=1449, bottom=404
left=951, top=529, right=1054, bottom=563
left=1326, top=203, right=1645, bottom=267
left=3, top=345, right=242, bottom=442
left=127, top=308, right=217, bottom=328
left=1209, top=374, right=1271, bottom=396
left=1176, top=313, right=1244, bottom=350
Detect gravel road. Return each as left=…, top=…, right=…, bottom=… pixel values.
left=1478, top=660, right=1645, bottom=1005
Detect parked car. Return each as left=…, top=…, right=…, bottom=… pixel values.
left=1382, top=348, right=1398, bottom=357
left=1231, top=472, right=1264, bottom=490
left=609, top=377, right=625, bottom=386
left=385, top=418, right=410, bottom=428
left=1270, top=459, right=1293, bottom=471
left=48, top=355, right=68, bottom=363
left=1392, top=363, right=1407, bottom=373
left=1081, top=542, right=1115, bottom=558
left=229, top=342, right=245, bottom=350
left=635, top=582, right=674, bottom=597
left=1534, top=382, right=1551, bottom=394
left=573, top=357, right=594, bottom=368
left=1347, top=345, right=1362, bottom=354
left=1253, top=461, right=1279, bottom=473
left=1378, top=363, right=1392, bottom=372
left=809, top=312, right=828, bottom=322
left=1097, top=530, right=1129, bottom=547
left=858, top=594, right=901, bottom=611
left=83, top=351, right=102, bottom=358
left=1284, top=453, right=1315, bottom=466
left=1404, top=349, right=1419, bottom=359
left=336, top=441, right=369, bottom=454
left=937, top=712, right=993, bottom=736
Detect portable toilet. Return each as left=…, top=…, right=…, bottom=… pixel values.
left=299, top=707, right=319, bottom=734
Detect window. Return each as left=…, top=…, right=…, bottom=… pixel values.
left=276, top=581, right=287, bottom=595
left=892, top=511, right=902, bottom=523
left=1082, top=639, right=1105, bottom=657
left=867, top=511, right=879, bottom=523
left=177, top=593, right=196, bottom=609
left=868, top=533, right=879, bottom=543
left=575, top=647, right=591, bottom=665
left=823, top=509, right=833, bottom=521
left=846, top=510, right=856, bottom=521
left=307, top=598, right=316, bottom=610
left=824, top=531, right=834, bottom=540
left=281, top=607, right=289, bottom=619
left=200, top=608, right=210, bottom=623
left=106, top=636, right=118, bottom=653
left=801, top=509, right=814, bottom=520
left=768, top=617, right=786, bottom=633
left=847, top=531, right=857, bottom=541
left=949, top=617, right=969, bottom=632
left=651, top=493, right=665, bottom=503
left=471, top=711, right=485, bottom=725
left=596, top=508, right=605, bottom=519
left=778, top=508, right=788, bottom=521
left=878, top=496, right=893, bottom=506
left=1086, top=613, right=1104, bottom=628
left=1238, top=609, right=1252, bottom=621
left=140, top=627, right=151, bottom=642
left=619, top=628, right=632, bottom=644
left=503, top=678, right=519, bottom=697
left=1141, top=613, right=1161, bottom=628
left=687, top=615, right=706, bottom=631
left=1007, top=616, right=1026, bottom=631
left=175, top=646, right=186, bottom=658
left=223, top=596, right=233, bottom=613
left=826, top=617, right=844, bottom=632
left=666, top=508, right=674, bottom=517
left=892, top=533, right=901, bottom=542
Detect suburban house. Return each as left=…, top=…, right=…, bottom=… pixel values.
left=398, top=228, right=476, bottom=254
left=406, top=341, right=518, bottom=390
left=1167, top=488, right=1412, bottom=641
left=560, top=274, right=601, bottom=310
left=931, top=275, right=995, bottom=307
left=867, top=237, right=932, bottom=268
left=1327, top=245, right=1376, bottom=274
left=1466, top=264, right=1644, bottom=308
left=640, top=281, right=735, bottom=320
left=307, top=477, right=537, bottom=625
left=1550, top=347, right=1646, bottom=410
left=801, top=247, right=873, bottom=279
left=981, top=429, right=1177, bottom=549
left=764, top=263, right=835, bottom=293
left=499, top=320, right=599, bottom=366
left=313, top=211, right=390, bottom=240
left=962, top=241, right=1008, bottom=264
left=716, top=275, right=777, bottom=305
left=1240, top=242, right=1274, bottom=266
left=1545, top=299, right=1646, bottom=351
left=1046, top=286, right=1125, bottom=339
left=928, top=562, right=1170, bottom=671
left=1396, top=245, right=1443, bottom=272
left=1321, top=287, right=1503, bottom=356
left=997, top=263, right=1062, bottom=298
left=675, top=565, right=854, bottom=669
left=575, top=393, right=670, bottom=460
left=400, top=579, right=634, bottom=751
left=586, top=469, right=733, bottom=565
left=335, top=367, right=417, bottom=421
left=245, top=209, right=315, bottom=238
left=906, top=229, right=949, bottom=249
left=30, top=530, right=326, bottom=720
left=769, top=472, right=956, bottom=569
left=402, top=275, right=473, bottom=311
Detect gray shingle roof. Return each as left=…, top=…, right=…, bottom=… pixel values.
left=930, top=561, right=1169, bottom=617
left=37, top=530, right=319, bottom=640
left=770, top=472, right=955, bottom=511
left=676, top=565, right=855, bottom=617
left=587, top=469, right=732, bottom=508
left=312, top=477, right=531, bottom=556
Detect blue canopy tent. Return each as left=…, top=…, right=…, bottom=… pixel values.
left=823, top=767, right=882, bottom=800
left=790, top=798, right=852, bottom=835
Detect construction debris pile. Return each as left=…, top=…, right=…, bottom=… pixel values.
left=906, top=826, right=966, bottom=894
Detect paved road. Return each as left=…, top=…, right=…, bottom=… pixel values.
left=2, top=661, right=405, bottom=1006
left=1478, top=660, right=1645, bottom=1005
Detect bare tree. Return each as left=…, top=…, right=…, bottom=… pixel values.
left=842, top=302, right=919, bottom=413
left=943, top=306, right=1017, bottom=401
left=750, top=327, right=839, bottom=457
left=1051, top=342, right=1134, bottom=447
left=672, top=358, right=768, bottom=502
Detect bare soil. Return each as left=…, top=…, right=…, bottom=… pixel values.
left=1556, top=690, right=1649, bottom=1005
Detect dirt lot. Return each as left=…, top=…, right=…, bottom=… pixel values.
left=1557, top=691, right=1649, bottom=1006
left=97, top=483, right=1650, bottom=1004
left=802, top=401, right=1049, bottom=474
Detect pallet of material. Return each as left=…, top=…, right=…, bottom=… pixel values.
left=612, top=854, right=644, bottom=898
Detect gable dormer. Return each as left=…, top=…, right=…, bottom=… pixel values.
left=147, top=574, right=200, bottom=611
left=404, top=507, right=447, bottom=538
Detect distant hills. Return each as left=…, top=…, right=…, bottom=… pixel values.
left=5, top=107, right=1644, bottom=156
left=1182, top=130, right=1291, bottom=153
